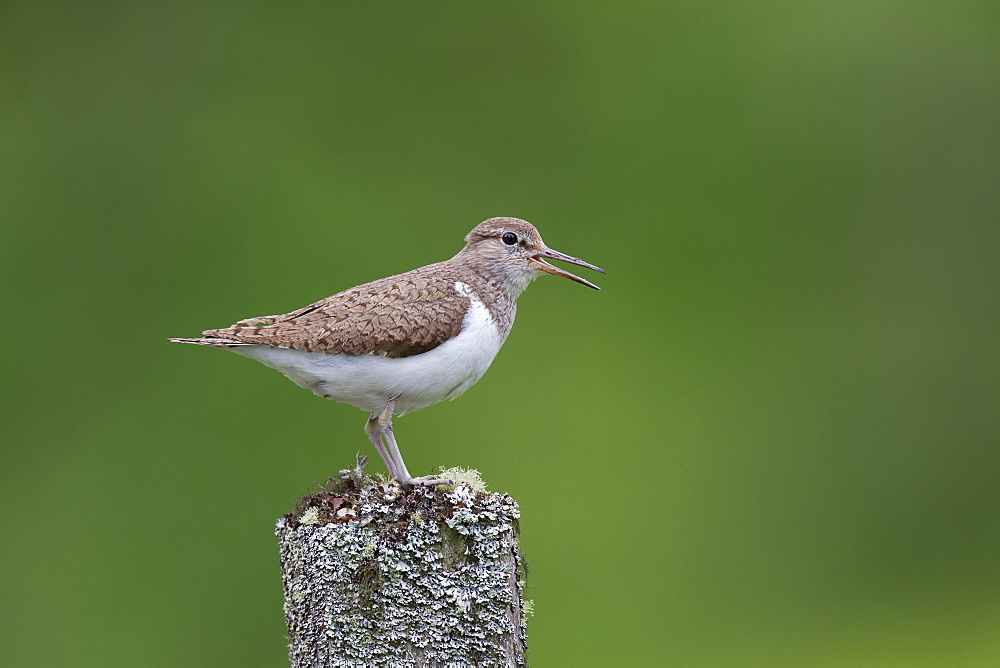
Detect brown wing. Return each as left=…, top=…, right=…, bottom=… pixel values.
left=201, top=267, right=470, bottom=358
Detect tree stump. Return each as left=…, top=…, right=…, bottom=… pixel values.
left=275, top=469, right=527, bottom=666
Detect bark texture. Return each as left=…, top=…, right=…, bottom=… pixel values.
left=276, top=476, right=526, bottom=667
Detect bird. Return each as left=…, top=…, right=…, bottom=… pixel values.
left=170, top=217, right=603, bottom=487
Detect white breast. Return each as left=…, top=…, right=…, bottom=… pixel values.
left=232, top=282, right=512, bottom=415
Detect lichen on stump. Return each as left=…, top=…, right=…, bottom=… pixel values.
left=275, top=471, right=527, bottom=667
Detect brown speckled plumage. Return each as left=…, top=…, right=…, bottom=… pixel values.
left=201, top=261, right=493, bottom=358
left=181, top=218, right=551, bottom=358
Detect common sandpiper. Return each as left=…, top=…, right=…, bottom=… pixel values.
left=170, top=217, right=603, bottom=487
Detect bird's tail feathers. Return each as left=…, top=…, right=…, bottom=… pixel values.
left=168, top=337, right=249, bottom=347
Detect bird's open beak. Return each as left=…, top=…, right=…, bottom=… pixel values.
left=530, top=248, right=605, bottom=290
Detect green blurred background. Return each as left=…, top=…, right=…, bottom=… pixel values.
left=2, top=2, right=998, bottom=665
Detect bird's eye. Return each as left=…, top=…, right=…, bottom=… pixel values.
left=501, top=232, right=518, bottom=245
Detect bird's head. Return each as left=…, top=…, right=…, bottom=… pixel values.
left=461, top=217, right=604, bottom=295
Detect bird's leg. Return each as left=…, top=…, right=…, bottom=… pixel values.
left=378, top=396, right=412, bottom=482
left=364, top=412, right=399, bottom=481
left=379, top=396, right=454, bottom=488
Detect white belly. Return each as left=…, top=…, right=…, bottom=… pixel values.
left=231, top=291, right=510, bottom=415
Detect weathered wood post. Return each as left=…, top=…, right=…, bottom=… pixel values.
left=275, top=467, right=527, bottom=666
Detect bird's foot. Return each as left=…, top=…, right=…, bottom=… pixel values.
left=398, top=474, right=455, bottom=488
